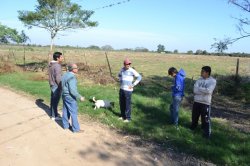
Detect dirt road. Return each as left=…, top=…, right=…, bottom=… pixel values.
left=0, top=87, right=213, bottom=166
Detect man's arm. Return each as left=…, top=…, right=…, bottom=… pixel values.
left=197, top=79, right=216, bottom=94
left=194, top=79, right=216, bottom=95
left=132, top=69, right=142, bottom=87
left=68, top=77, right=82, bottom=100
left=55, top=65, right=62, bottom=86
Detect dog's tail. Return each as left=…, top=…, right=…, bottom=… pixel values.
left=92, top=97, right=97, bottom=103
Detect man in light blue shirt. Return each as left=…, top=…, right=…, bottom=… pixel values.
left=61, top=63, right=84, bottom=133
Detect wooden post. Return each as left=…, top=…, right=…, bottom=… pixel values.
left=83, top=52, right=88, bottom=65
left=23, top=44, right=26, bottom=67
left=236, top=58, right=239, bottom=78
left=105, top=52, right=112, bottom=77
left=11, top=50, right=17, bottom=64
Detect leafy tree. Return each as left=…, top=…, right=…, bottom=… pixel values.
left=18, top=30, right=30, bottom=66
left=173, top=49, right=178, bottom=54
left=18, top=0, right=98, bottom=52
left=157, top=44, right=165, bottom=53
left=195, top=49, right=203, bottom=55
left=19, top=30, right=30, bottom=44
left=187, top=50, right=193, bottom=54
left=101, top=45, right=114, bottom=51
left=202, top=50, right=208, bottom=55
left=135, top=47, right=149, bottom=52
left=87, top=45, right=100, bottom=50
left=0, top=23, right=23, bottom=43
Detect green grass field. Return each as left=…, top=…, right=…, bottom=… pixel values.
left=0, top=47, right=250, bottom=165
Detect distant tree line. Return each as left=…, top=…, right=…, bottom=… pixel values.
left=2, top=42, right=250, bottom=57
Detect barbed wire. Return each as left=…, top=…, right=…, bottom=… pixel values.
left=92, top=0, right=132, bottom=11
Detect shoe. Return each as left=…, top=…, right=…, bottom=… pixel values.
left=118, top=117, right=124, bottom=120
left=54, top=116, right=62, bottom=121
left=74, top=130, right=84, bottom=133
left=123, top=119, right=130, bottom=123
left=174, top=125, right=180, bottom=131
left=51, top=116, right=62, bottom=121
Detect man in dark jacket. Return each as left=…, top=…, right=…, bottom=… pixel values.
left=48, top=52, right=64, bottom=120
left=168, top=67, right=186, bottom=127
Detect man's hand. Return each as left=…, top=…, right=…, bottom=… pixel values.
left=128, top=85, right=134, bottom=89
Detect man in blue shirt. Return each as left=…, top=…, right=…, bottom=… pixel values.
left=61, top=63, right=85, bottom=133
left=168, top=67, right=186, bottom=127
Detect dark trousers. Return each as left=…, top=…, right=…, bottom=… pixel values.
left=119, top=89, right=132, bottom=120
left=191, top=102, right=211, bottom=138
left=50, top=86, right=61, bottom=118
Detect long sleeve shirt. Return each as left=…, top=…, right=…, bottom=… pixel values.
left=61, top=72, right=82, bottom=100
left=171, top=69, right=186, bottom=97
left=193, top=76, right=216, bottom=105
left=48, top=60, right=62, bottom=87
left=118, top=67, right=142, bottom=92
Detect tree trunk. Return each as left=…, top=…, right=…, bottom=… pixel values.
left=23, top=44, right=26, bottom=67
left=48, top=37, right=54, bottom=63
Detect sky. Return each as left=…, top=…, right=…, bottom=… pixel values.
left=0, top=0, right=249, bottom=53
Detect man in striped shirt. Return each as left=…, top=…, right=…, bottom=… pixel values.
left=118, top=58, right=142, bottom=122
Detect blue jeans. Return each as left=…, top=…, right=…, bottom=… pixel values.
left=119, top=89, right=132, bottom=120
left=62, top=96, right=80, bottom=132
left=50, top=85, right=61, bottom=118
left=170, top=95, right=183, bottom=125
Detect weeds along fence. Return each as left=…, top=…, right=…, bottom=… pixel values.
left=1, top=46, right=250, bottom=79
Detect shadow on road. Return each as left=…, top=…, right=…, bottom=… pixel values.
left=35, top=99, right=63, bottom=129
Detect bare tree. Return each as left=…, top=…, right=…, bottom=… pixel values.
left=212, top=1, right=250, bottom=52
left=211, top=38, right=230, bottom=54
left=228, top=0, right=250, bottom=43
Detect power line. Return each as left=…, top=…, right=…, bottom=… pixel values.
left=92, top=0, right=132, bottom=11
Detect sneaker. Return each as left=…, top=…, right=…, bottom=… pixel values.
left=174, top=125, right=180, bottom=131
left=54, top=116, right=62, bottom=121
left=51, top=116, right=62, bottom=121
left=74, top=130, right=84, bottom=133
left=118, top=117, right=124, bottom=120
left=123, top=119, right=130, bottom=123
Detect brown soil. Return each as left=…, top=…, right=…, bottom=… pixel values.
left=211, top=95, right=250, bottom=133
left=0, top=87, right=214, bottom=166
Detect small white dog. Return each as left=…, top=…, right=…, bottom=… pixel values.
left=92, top=97, right=114, bottom=110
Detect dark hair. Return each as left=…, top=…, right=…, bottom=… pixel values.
left=67, top=63, right=78, bottom=71
left=202, top=66, right=211, bottom=75
left=67, top=64, right=74, bottom=71
left=53, top=52, right=62, bottom=61
left=168, top=67, right=178, bottom=75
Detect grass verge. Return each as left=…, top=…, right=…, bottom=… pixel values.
left=0, top=72, right=249, bottom=166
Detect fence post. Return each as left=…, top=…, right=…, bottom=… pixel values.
left=23, top=44, right=26, bottom=67
left=236, top=58, right=239, bottom=78
left=105, top=52, right=112, bottom=77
